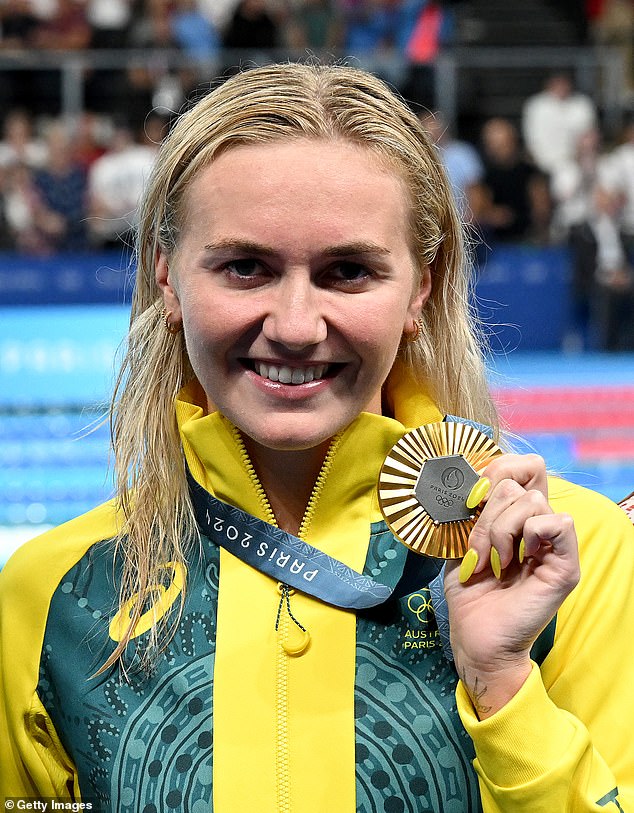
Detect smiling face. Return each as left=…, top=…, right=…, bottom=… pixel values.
left=158, top=138, right=430, bottom=458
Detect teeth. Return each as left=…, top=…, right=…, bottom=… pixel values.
left=254, top=362, right=329, bottom=385
left=279, top=366, right=293, bottom=384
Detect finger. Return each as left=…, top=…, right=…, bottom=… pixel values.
left=469, top=477, right=526, bottom=553
left=522, top=512, right=579, bottom=563
left=480, top=453, right=548, bottom=500
left=469, top=481, right=551, bottom=575
left=487, top=490, right=553, bottom=570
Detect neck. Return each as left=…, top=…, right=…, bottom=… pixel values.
left=242, top=436, right=333, bottom=536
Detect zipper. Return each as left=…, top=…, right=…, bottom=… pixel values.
left=230, top=425, right=343, bottom=813
left=231, top=424, right=278, bottom=526
left=297, top=433, right=342, bottom=540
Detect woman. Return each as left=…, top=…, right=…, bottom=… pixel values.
left=1, top=63, right=633, bottom=812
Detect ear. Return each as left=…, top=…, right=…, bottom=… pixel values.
left=156, top=252, right=182, bottom=322
left=405, top=264, right=432, bottom=328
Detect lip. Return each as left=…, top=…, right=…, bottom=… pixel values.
left=244, top=368, right=334, bottom=400
left=240, top=358, right=345, bottom=399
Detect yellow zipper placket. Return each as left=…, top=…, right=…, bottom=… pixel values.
left=231, top=426, right=343, bottom=813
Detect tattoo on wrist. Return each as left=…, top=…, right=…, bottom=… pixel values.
left=460, top=667, right=492, bottom=718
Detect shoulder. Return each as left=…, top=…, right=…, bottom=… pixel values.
left=0, top=501, right=124, bottom=725
left=0, top=500, right=122, bottom=617
left=548, top=476, right=634, bottom=547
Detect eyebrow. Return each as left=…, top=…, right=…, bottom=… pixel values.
left=203, top=239, right=391, bottom=257
left=203, top=239, right=276, bottom=256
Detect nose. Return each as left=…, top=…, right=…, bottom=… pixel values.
left=262, top=272, right=328, bottom=350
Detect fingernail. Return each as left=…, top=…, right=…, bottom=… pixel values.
left=490, top=547, right=502, bottom=579
left=459, top=548, right=479, bottom=583
left=466, top=477, right=491, bottom=509
left=518, top=538, right=525, bottom=564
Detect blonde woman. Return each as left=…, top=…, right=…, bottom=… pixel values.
left=1, top=64, right=633, bottom=812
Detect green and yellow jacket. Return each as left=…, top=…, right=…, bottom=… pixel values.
left=1, top=374, right=634, bottom=812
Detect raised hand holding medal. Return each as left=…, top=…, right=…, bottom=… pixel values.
left=379, top=425, right=582, bottom=719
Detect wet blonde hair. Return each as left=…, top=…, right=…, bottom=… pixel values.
left=104, top=62, right=497, bottom=672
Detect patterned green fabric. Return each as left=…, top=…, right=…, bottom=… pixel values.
left=355, top=524, right=481, bottom=813
left=38, top=540, right=219, bottom=811
left=37, top=522, right=553, bottom=811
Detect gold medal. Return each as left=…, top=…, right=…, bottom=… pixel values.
left=379, top=421, right=502, bottom=559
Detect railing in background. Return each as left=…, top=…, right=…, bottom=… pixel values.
left=0, top=45, right=626, bottom=136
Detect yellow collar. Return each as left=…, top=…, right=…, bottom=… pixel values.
left=176, top=367, right=442, bottom=564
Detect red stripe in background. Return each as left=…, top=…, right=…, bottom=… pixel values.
left=493, top=386, right=634, bottom=459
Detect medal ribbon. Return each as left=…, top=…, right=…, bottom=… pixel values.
left=187, top=469, right=443, bottom=610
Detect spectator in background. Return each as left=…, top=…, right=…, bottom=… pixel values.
left=71, top=111, right=109, bottom=171
left=126, top=0, right=188, bottom=128
left=550, top=126, right=631, bottom=350
left=597, top=117, right=634, bottom=349
left=222, top=0, right=279, bottom=51
left=338, top=0, right=418, bottom=90
left=602, top=118, right=634, bottom=262
left=197, top=0, right=241, bottom=33
left=419, top=109, right=484, bottom=221
left=128, top=0, right=175, bottom=49
left=170, top=0, right=220, bottom=64
left=341, top=0, right=395, bottom=52
left=522, top=72, right=597, bottom=177
left=32, top=122, right=89, bottom=252
left=0, top=165, right=14, bottom=249
left=284, top=0, right=343, bottom=52
left=471, top=116, right=551, bottom=245
left=83, top=0, right=134, bottom=119
left=31, top=0, right=91, bottom=50
left=591, top=0, right=634, bottom=99
left=0, top=0, right=39, bottom=49
left=87, top=114, right=165, bottom=251
left=403, top=0, right=455, bottom=109
left=29, top=0, right=92, bottom=117
left=0, top=161, right=67, bottom=254
left=85, top=0, right=133, bottom=48
left=0, top=109, right=48, bottom=170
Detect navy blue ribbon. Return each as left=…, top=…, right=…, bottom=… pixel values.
left=187, top=470, right=443, bottom=610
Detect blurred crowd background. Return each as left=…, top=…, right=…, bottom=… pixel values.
left=2, top=0, right=634, bottom=351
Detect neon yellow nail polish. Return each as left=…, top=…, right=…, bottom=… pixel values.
left=518, top=538, right=525, bottom=564
left=466, top=477, right=491, bottom=509
left=490, top=547, right=502, bottom=579
left=459, top=548, right=479, bottom=583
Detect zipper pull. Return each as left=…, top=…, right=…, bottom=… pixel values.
left=275, top=583, right=311, bottom=656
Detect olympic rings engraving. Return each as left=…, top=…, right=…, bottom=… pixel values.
left=407, top=591, right=435, bottom=621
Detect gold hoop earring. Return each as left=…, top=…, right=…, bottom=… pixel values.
left=405, top=318, right=423, bottom=344
left=161, top=307, right=182, bottom=335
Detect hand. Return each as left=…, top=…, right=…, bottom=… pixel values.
left=444, top=454, right=580, bottom=718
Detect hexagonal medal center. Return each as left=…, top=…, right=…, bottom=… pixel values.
left=414, top=454, right=479, bottom=523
